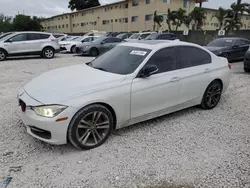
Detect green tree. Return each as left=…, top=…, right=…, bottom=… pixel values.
left=166, top=9, right=175, bottom=31
left=68, top=0, right=100, bottom=11
left=224, top=18, right=242, bottom=32
left=12, top=15, right=43, bottom=31
left=172, top=8, right=187, bottom=31
left=190, top=7, right=206, bottom=30
left=183, top=14, right=192, bottom=29
left=0, top=14, right=13, bottom=32
left=214, top=7, right=228, bottom=29
left=153, top=11, right=164, bottom=31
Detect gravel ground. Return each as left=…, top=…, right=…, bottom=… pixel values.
left=0, top=54, right=249, bottom=188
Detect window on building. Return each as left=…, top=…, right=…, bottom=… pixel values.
left=125, top=18, right=128, bottom=23
left=145, top=14, right=153, bottom=21
left=163, top=0, right=171, bottom=3
left=59, top=25, right=61, bottom=28
left=103, top=20, right=110, bottom=25
left=66, top=24, right=68, bottom=28
left=58, top=18, right=60, bottom=20
left=72, top=15, right=74, bottom=18
left=62, top=24, right=65, bottom=28
left=66, top=16, right=68, bottom=19
left=104, top=7, right=108, bottom=12
left=131, top=16, right=138, bottom=22
left=115, top=19, right=118, bottom=22
left=132, top=0, right=139, bottom=6
left=183, top=0, right=190, bottom=8
left=145, top=0, right=152, bottom=4
left=81, top=23, right=84, bottom=27
left=93, top=21, right=97, bottom=25
left=123, top=3, right=128, bottom=8
left=110, top=6, right=113, bottom=10
left=111, top=19, right=113, bottom=23
left=73, top=24, right=75, bottom=27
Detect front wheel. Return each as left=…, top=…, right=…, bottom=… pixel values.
left=42, top=47, right=55, bottom=59
left=200, top=80, right=222, bottom=110
left=68, top=104, right=114, bottom=150
left=0, top=49, right=7, bottom=61
left=71, top=45, right=76, bottom=53
left=89, top=48, right=99, bottom=57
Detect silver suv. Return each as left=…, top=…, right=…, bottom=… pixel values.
left=0, top=31, right=60, bottom=61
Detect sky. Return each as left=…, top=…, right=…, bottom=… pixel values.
left=1, top=0, right=250, bottom=18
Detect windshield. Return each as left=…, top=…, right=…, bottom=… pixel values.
left=207, top=39, right=234, bottom=47
left=140, top=33, right=151, bottom=39
left=72, top=37, right=85, bottom=41
left=0, top=32, right=14, bottom=40
left=129, top=33, right=140, bottom=39
left=90, top=46, right=151, bottom=75
left=145, top=33, right=158, bottom=40
left=116, top=33, right=126, bottom=39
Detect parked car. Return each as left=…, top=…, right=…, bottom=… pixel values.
left=145, top=33, right=178, bottom=40
left=106, top=32, right=124, bottom=37
left=243, top=49, right=250, bottom=72
left=206, top=37, right=250, bottom=61
left=18, top=40, right=231, bottom=149
left=60, top=36, right=99, bottom=53
left=116, top=33, right=133, bottom=40
left=75, top=37, right=124, bottom=56
left=0, top=31, right=60, bottom=61
left=127, top=32, right=156, bottom=41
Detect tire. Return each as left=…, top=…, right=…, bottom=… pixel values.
left=71, top=45, right=76, bottom=53
left=0, top=49, right=7, bottom=61
left=244, top=67, right=250, bottom=72
left=68, top=104, right=114, bottom=150
left=42, top=47, right=55, bottom=59
left=200, top=80, right=222, bottom=110
left=89, top=48, right=99, bottom=57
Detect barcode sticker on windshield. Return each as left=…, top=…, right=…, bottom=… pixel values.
left=130, top=50, right=147, bottom=56
left=226, top=40, right=233, bottom=42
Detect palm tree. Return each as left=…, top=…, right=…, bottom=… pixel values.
left=224, top=18, right=242, bottom=32
left=190, top=7, right=206, bottom=30
left=166, top=9, right=175, bottom=31
left=214, top=7, right=228, bottom=29
left=153, top=11, right=164, bottom=31
left=173, top=8, right=187, bottom=31
left=183, top=14, right=193, bottom=29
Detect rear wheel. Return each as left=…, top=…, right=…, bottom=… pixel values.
left=0, top=49, right=7, bottom=61
left=244, top=67, right=250, bottom=72
left=42, top=47, right=55, bottom=59
left=71, top=45, right=76, bottom=53
left=68, top=104, right=113, bottom=150
left=89, top=48, right=99, bottom=57
left=201, top=80, right=222, bottom=110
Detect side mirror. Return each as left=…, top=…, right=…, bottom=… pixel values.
left=5, top=39, right=12, bottom=43
left=232, top=45, right=239, bottom=49
left=139, top=65, right=158, bottom=78
left=100, top=41, right=105, bottom=45
left=138, top=37, right=142, bottom=40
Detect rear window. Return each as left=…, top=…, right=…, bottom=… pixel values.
left=53, top=34, right=64, bottom=38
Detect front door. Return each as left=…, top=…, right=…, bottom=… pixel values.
left=233, top=39, right=250, bottom=59
left=131, top=47, right=181, bottom=118
left=4, top=33, right=29, bottom=54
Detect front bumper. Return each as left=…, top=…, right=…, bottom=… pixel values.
left=18, top=89, right=76, bottom=145
left=244, top=52, right=250, bottom=68
left=60, top=45, right=71, bottom=52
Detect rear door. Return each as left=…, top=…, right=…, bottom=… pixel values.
left=176, top=46, right=213, bottom=104
left=4, top=33, right=29, bottom=54
left=26, top=33, right=50, bottom=52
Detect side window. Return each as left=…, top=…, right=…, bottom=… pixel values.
left=82, top=38, right=91, bottom=42
left=178, top=46, right=211, bottom=69
left=104, top=38, right=113, bottom=43
left=27, top=33, right=41, bottom=40
left=234, top=39, right=250, bottom=46
left=146, top=47, right=177, bottom=74
left=158, top=34, right=171, bottom=40
left=111, top=38, right=122, bottom=43
left=9, top=34, right=27, bottom=42
left=40, top=34, right=50, bottom=39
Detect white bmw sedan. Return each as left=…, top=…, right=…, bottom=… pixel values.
left=18, top=40, right=231, bottom=150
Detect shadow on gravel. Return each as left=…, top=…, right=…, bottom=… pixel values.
left=5, top=56, right=60, bottom=61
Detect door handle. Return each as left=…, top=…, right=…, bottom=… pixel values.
left=204, top=68, right=211, bottom=73
left=170, top=77, right=180, bottom=82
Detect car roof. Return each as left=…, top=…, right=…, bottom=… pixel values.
left=15, top=31, right=52, bottom=35
left=119, top=40, right=198, bottom=50
left=216, top=37, right=248, bottom=41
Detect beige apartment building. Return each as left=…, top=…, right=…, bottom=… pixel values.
left=41, top=0, right=250, bottom=34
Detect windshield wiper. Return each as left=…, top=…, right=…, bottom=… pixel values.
left=93, top=67, right=107, bottom=72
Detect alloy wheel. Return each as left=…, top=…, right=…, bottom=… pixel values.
left=205, top=83, right=222, bottom=108
left=76, top=111, right=110, bottom=147
left=44, top=49, right=54, bottom=58
left=0, top=51, right=6, bottom=61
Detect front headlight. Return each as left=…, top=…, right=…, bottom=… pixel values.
left=83, top=45, right=90, bottom=49
left=32, top=105, right=67, bottom=118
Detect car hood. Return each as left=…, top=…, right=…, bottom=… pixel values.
left=24, top=64, right=126, bottom=104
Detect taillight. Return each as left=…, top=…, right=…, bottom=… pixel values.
left=228, top=63, right=231, bottom=70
